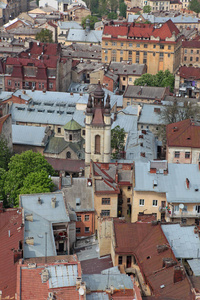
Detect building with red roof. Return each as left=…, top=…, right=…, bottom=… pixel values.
left=0, top=205, right=24, bottom=299
left=110, top=219, right=194, bottom=299
left=4, top=42, right=72, bottom=92
left=182, top=39, right=200, bottom=68
left=175, top=66, right=200, bottom=98
left=102, top=20, right=182, bottom=75
left=166, top=118, right=200, bottom=164
left=16, top=255, right=85, bottom=300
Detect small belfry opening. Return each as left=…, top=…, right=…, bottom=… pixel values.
left=95, top=135, right=101, bottom=154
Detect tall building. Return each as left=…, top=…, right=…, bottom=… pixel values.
left=102, top=20, right=182, bottom=75
left=85, top=83, right=111, bottom=165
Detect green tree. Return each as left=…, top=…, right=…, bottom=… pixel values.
left=81, top=15, right=99, bottom=29
left=134, top=70, right=175, bottom=92
left=0, top=137, right=13, bottom=171
left=3, top=150, right=55, bottom=207
left=119, top=2, right=127, bottom=17
left=107, top=11, right=118, bottom=19
left=111, top=126, right=126, bottom=159
left=188, top=0, right=200, bottom=13
left=143, top=5, right=151, bottom=13
left=36, top=29, right=53, bottom=43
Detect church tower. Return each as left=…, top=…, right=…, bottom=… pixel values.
left=85, top=82, right=111, bottom=165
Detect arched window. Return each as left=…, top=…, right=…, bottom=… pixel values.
left=69, top=134, right=72, bottom=141
left=66, top=151, right=71, bottom=159
left=95, top=135, right=100, bottom=154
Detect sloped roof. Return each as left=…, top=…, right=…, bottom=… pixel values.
left=0, top=114, right=11, bottom=134
left=178, top=66, right=200, bottom=80
left=63, top=119, right=82, bottom=130
left=182, top=40, right=200, bottom=48
left=0, top=209, right=23, bottom=299
left=46, top=157, right=85, bottom=173
left=166, top=119, right=200, bottom=148
left=114, top=221, right=193, bottom=300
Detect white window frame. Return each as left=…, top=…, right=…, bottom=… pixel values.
left=152, top=200, right=158, bottom=207
left=139, top=199, right=144, bottom=206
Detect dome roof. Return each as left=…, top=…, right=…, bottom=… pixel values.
left=63, top=119, right=82, bottom=131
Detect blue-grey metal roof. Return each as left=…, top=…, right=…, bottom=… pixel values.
left=66, top=29, right=102, bottom=43
left=128, top=13, right=199, bottom=24
left=187, top=259, right=200, bottom=276
left=58, top=21, right=82, bottom=29
left=138, top=104, right=165, bottom=125
left=125, top=129, right=157, bottom=162
left=111, top=113, right=138, bottom=133
left=20, top=192, right=70, bottom=258
left=87, top=293, right=109, bottom=300
left=162, top=224, right=200, bottom=259
left=47, top=264, right=78, bottom=288
left=77, top=242, right=100, bottom=261
left=83, top=272, right=133, bottom=291
left=12, top=124, right=46, bottom=146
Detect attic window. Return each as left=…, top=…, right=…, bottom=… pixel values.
left=57, top=110, right=64, bottom=114
left=27, top=108, right=35, bottom=112
left=17, top=107, right=25, bottom=110
left=47, top=110, right=54, bottom=113
left=38, top=109, right=45, bottom=112
left=68, top=104, right=76, bottom=107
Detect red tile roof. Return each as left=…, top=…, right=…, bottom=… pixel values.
left=29, top=42, right=61, bottom=56
left=103, top=20, right=179, bottom=41
left=6, top=57, right=58, bottom=68
left=166, top=119, right=200, bottom=148
left=12, top=65, right=23, bottom=78
left=0, top=114, right=11, bottom=134
left=182, top=40, right=200, bottom=48
left=114, top=221, right=193, bottom=299
left=178, top=66, right=200, bottom=80
left=45, top=157, right=85, bottom=173
left=17, top=256, right=82, bottom=300
left=0, top=208, right=23, bottom=299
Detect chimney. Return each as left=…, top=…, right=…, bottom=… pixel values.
left=141, top=130, right=146, bottom=134
left=163, top=258, right=177, bottom=268
left=14, top=249, right=23, bottom=263
left=186, top=178, right=190, bottom=189
left=38, top=197, right=42, bottom=205
left=115, top=168, right=118, bottom=183
left=0, top=201, right=3, bottom=213
left=51, top=197, right=56, bottom=208
left=59, top=173, right=62, bottom=190
left=140, top=152, right=145, bottom=157
left=41, top=269, right=49, bottom=283
left=76, top=277, right=82, bottom=289
left=25, top=214, right=33, bottom=222
left=157, top=244, right=169, bottom=253
left=174, top=266, right=185, bottom=283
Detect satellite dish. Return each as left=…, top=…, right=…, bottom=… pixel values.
left=88, top=181, right=91, bottom=186
left=79, top=288, right=84, bottom=296
left=179, top=204, right=184, bottom=210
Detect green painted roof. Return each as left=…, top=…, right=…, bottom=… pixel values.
left=63, top=119, right=82, bottom=131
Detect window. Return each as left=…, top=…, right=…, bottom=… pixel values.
left=143, top=58, right=147, bottom=63
left=121, top=42, right=124, bottom=46
left=112, top=42, right=116, bottom=46
left=136, top=44, right=140, bottom=48
left=123, top=77, right=125, bottom=81
left=15, top=81, right=17, bottom=87
left=82, top=129, right=85, bottom=136
left=184, top=56, right=187, bottom=61
left=183, top=205, right=187, bottom=211
left=127, top=198, right=130, bottom=203
left=118, top=256, right=122, bottom=264
left=102, top=198, right=110, bottom=205
left=184, top=49, right=187, bottom=54
left=168, top=53, right=170, bottom=57
left=95, top=135, right=100, bottom=154
left=185, top=152, right=190, bottom=158
left=105, top=56, right=108, bottom=61
left=136, top=57, right=139, bottom=63
left=191, top=50, right=193, bottom=54
left=175, top=151, right=180, bottom=158
left=139, top=199, right=144, bottom=206
left=85, top=215, right=89, bottom=221
left=42, top=83, right=44, bottom=89
left=101, top=210, right=110, bottom=216
left=111, top=56, right=116, bottom=62
left=49, top=82, right=53, bottom=89
left=105, top=42, right=108, bottom=46
left=190, top=57, right=193, bottom=61
left=57, top=127, right=61, bottom=133
left=129, top=78, right=132, bottom=82
left=76, top=227, right=81, bottom=233
left=69, top=134, right=72, bottom=141
left=8, top=80, right=11, bottom=86
left=196, top=57, right=199, bottom=61
left=127, top=186, right=131, bottom=190
left=129, top=43, right=132, bottom=47
left=153, top=45, right=156, bottom=49
left=144, top=44, right=148, bottom=48
left=153, top=200, right=158, bottom=206
left=160, top=45, right=164, bottom=49
left=85, top=227, right=90, bottom=233
left=66, top=151, right=71, bottom=158
left=128, top=50, right=132, bottom=55
left=77, top=215, right=81, bottom=221
left=136, top=51, right=139, bottom=55
left=104, top=50, right=108, bottom=54
left=153, top=52, right=155, bottom=56
left=32, top=82, right=35, bottom=88
left=168, top=45, right=171, bottom=50
left=120, top=50, right=123, bottom=55
left=174, top=205, right=179, bottom=212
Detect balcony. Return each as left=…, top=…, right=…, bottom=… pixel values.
left=170, top=211, right=200, bottom=219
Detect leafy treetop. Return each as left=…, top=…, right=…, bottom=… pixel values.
left=81, top=15, right=99, bottom=29
left=36, top=29, right=53, bottom=43
left=111, top=126, right=126, bottom=159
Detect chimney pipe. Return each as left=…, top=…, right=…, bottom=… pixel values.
left=186, top=178, right=190, bottom=189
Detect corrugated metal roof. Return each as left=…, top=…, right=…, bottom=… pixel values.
left=66, top=29, right=102, bottom=43
left=162, top=224, right=200, bottom=259
left=187, top=259, right=200, bottom=276
left=87, top=293, right=109, bottom=300
left=58, top=21, right=82, bottom=29
left=111, top=113, right=137, bottom=133
left=12, top=124, right=46, bottom=146
left=138, top=104, right=165, bottom=125
left=48, top=264, right=78, bottom=288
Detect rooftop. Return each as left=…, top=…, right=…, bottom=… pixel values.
left=123, top=85, right=167, bottom=100
left=12, top=124, right=47, bottom=146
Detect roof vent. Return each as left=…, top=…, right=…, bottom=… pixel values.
left=26, top=237, right=34, bottom=245
left=76, top=198, right=81, bottom=206
left=157, top=244, right=169, bottom=253
left=38, top=197, right=42, bottom=205
left=51, top=197, right=56, bottom=208
left=41, top=269, right=49, bottom=283
left=162, top=258, right=177, bottom=268
left=153, top=179, right=158, bottom=187
left=28, top=263, right=37, bottom=268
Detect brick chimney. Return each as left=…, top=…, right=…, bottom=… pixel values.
left=59, top=173, right=62, bottom=190
left=174, top=266, right=185, bottom=283
left=186, top=178, right=190, bottom=189
left=0, top=201, right=3, bottom=213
